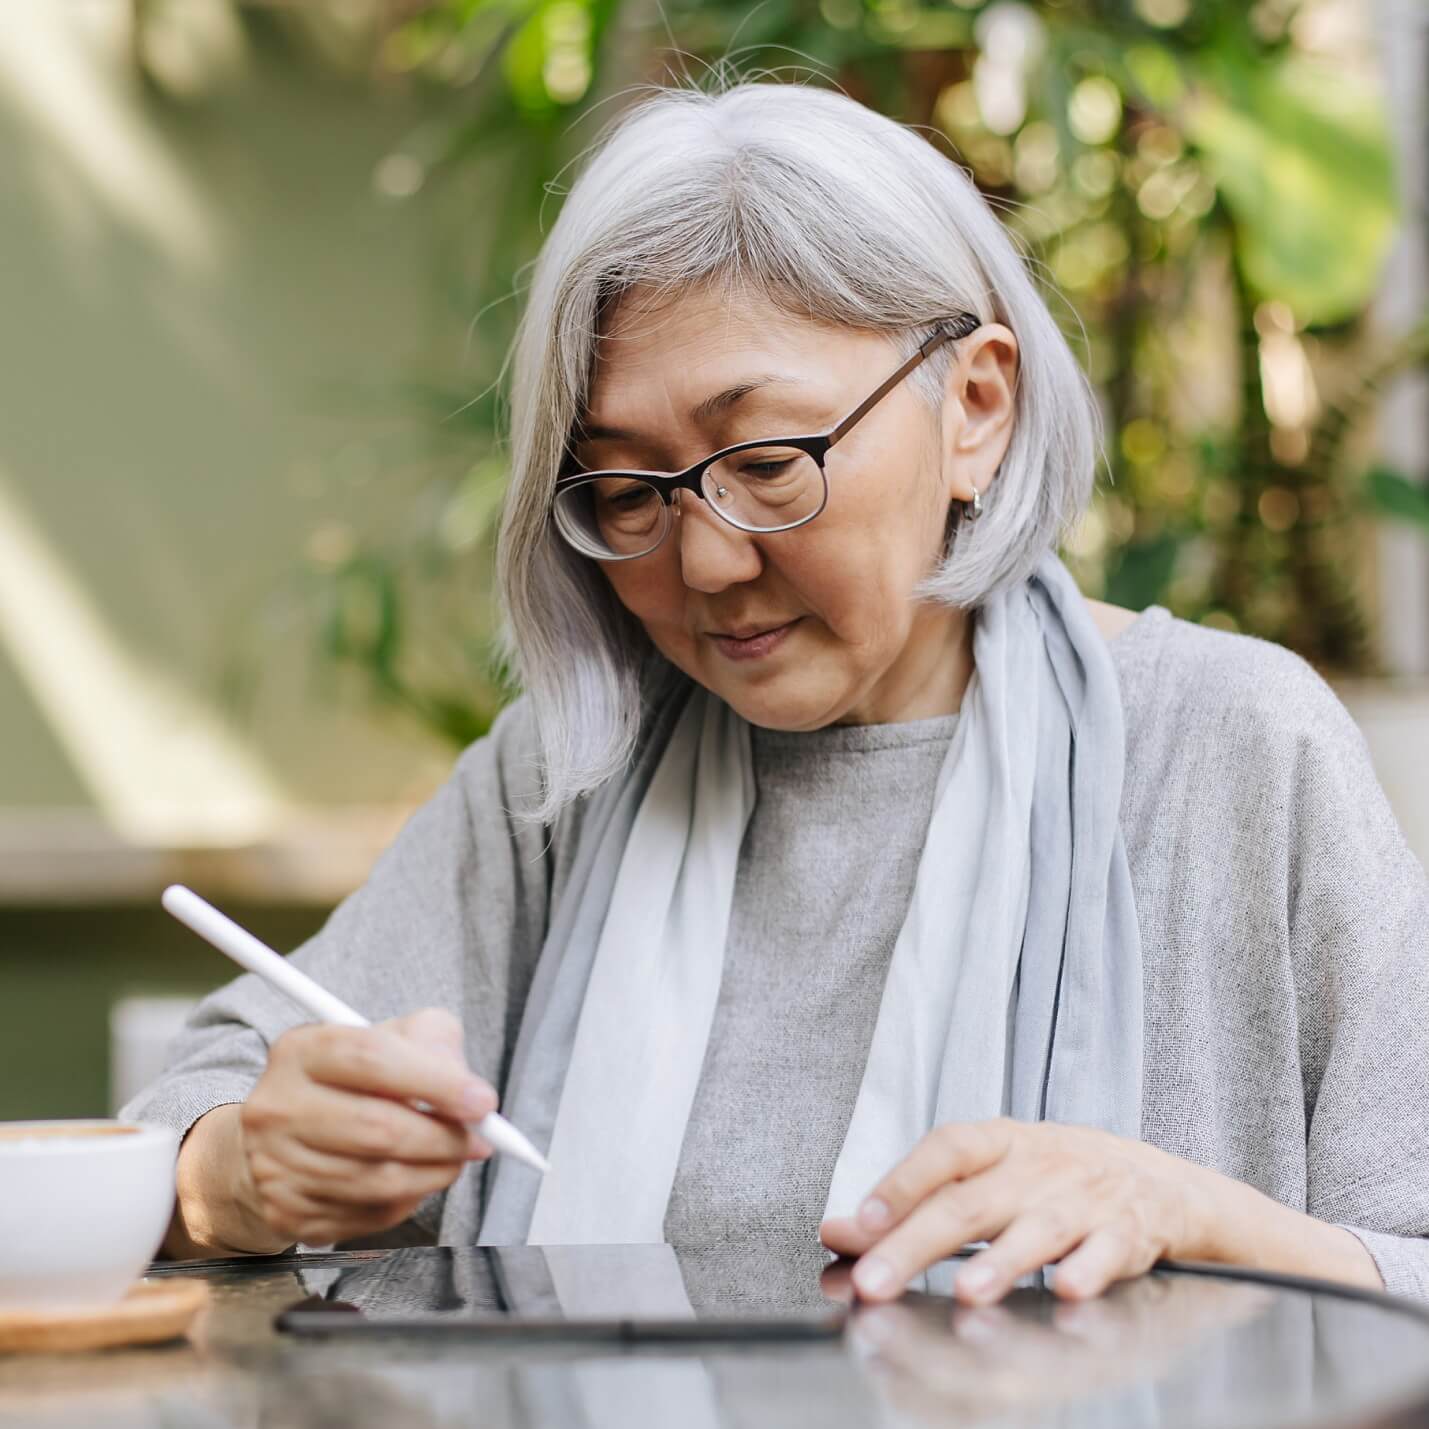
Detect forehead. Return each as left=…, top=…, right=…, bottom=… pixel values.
left=586, top=283, right=882, bottom=410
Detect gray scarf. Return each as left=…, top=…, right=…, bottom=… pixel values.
left=477, top=549, right=1142, bottom=1244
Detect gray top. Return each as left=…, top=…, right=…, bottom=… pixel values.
left=124, top=607, right=1429, bottom=1298
left=665, top=714, right=958, bottom=1245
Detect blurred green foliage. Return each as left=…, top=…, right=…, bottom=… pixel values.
left=185, top=0, right=1426, bottom=748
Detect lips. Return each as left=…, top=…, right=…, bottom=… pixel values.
left=712, top=621, right=795, bottom=640
left=706, top=617, right=801, bottom=662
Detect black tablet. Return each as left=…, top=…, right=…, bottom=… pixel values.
left=273, top=1243, right=849, bottom=1343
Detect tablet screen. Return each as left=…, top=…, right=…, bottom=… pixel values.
left=277, top=1243, right=849, bottom=1340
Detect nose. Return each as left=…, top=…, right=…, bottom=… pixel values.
left=674, top=491, right=763, bottom=594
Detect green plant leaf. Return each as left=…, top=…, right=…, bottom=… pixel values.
left=1182, top=54, right=1397, bottom=325
left=1366, top=467, right=1429, bottom=530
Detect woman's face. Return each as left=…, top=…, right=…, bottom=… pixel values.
left=575, top=284, right=1017, bottom=729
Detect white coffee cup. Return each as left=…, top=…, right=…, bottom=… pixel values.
left=0, top=1121, right=179, bottom=1312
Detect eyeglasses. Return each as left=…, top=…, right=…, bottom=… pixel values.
left=551, top=312, right=982, bottom=561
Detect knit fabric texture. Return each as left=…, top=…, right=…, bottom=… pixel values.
left=663, top=713, right=958, bottom=1244
left=122, top=607, right=1429, bottom=1298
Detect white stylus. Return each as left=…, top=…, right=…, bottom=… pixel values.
left=161, top=884, right=548, bottom=1174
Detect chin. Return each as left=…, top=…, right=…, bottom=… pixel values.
left=710, top=678, right=843, bottom=733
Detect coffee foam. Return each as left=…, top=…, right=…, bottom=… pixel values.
left=0, top=1124, right=141, bottom=1148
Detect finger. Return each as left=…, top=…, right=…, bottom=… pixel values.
left=819, top=1216, right=865, bottom=1258
left=252, top=1181, right=373, bottom=1246
left=247, top=1080, right=479, bottom=1163
left=386, top=1008, right=467, bottom=1066
left=953, top=1200, right=1094, bottom=1305
left=851, top=1170, right=1017, bottom=1302
left=849, top=1120, right=1016, bottom=1247
left=318, top=1159, right=464, bottom=1209
left=289, top=1080, right=496, bottom=1163
left=259, top=1184, right=426, bottom=1247
left=283, top=1023, right=496, bottom=1123
left=1050, top=1225, right=1150, bottom=1302
left=251, top=1138, right=467, bottom=1207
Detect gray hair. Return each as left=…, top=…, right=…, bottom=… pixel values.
left=496, top=80, right=1100, bottom=819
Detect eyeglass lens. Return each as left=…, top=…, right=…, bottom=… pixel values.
left=553, top=445, right=825, bottom=559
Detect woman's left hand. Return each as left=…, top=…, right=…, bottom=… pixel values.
left=819, top=1118, right=1223, bottom=1306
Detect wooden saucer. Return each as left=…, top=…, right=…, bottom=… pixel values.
left=0, top=1278, right=209, bottom=1354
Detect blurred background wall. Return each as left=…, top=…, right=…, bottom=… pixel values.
left=1, top=0, right=1424, bottom=1120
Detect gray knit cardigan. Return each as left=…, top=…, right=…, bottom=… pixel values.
left=122, top=608, right=1429, bottom=1298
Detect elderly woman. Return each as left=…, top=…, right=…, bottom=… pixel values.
left=126, top=82, right=1429, bottom=1306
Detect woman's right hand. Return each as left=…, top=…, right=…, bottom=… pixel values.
left=166, top=1008, right=497, bottom=1257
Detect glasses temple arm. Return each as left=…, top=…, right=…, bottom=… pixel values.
left=827, top=316, right=980, bottom=446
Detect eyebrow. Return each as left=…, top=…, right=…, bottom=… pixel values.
left=578, top=374, right=806, bottom=444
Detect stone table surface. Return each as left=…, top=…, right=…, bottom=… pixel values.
left=4, top=1244, right=1429, bottom=1428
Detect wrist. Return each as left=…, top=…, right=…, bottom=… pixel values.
left=1173, top=1166, right=1382, bottom=1291
left=165, top=1104, right=292, bottom=1259
left=1174, top=1162, right=1232, bottom=1264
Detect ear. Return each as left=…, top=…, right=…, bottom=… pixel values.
left=938, top=323, right=1019, bottom=505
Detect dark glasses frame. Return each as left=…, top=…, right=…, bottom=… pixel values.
left=551, top=311, right=982, bottom=561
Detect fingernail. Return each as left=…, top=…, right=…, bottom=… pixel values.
left=853, top=1257, right=897, bottom=1299
left=460, top=1082, right=492, bottom=1119
left=858, top=1197, right=892, bottom=1231
left=958, top=1263, right=997, bottom=1301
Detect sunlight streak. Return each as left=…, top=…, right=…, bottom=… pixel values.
left=0, top=471, right=292, bottom=845
left=0, top=4, right=221, bottom=274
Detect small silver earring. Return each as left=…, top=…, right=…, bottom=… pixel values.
left=965, top=486, right=984, bottom=523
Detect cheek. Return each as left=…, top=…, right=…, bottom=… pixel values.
left=778, top=492, right=942, bottom=644
left=600, top=558, right=688, bottom=639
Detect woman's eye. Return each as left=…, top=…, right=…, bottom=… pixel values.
left=602, top=484, right=655, bottom=512
left=738, top=458, right=795, bottom=480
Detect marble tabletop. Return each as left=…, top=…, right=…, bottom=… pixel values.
left=4, top=1244, right=1429, bottom=1429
